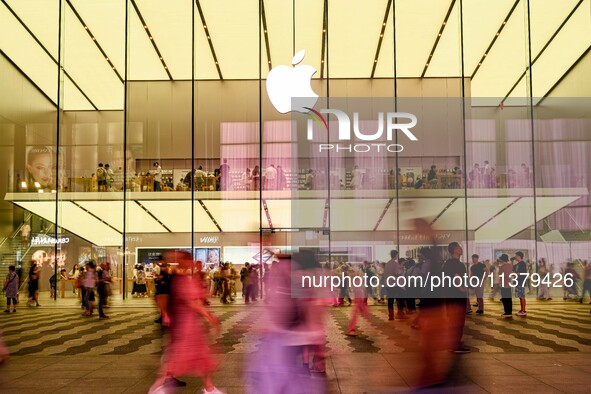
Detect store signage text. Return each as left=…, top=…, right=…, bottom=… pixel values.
left=31, top=235, right=70, bottom=246
left=199, top=236, right=219, bottom=244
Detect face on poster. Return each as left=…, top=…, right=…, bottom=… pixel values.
left=25, top=146, right=65, bottom=191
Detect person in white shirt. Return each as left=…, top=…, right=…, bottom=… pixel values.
left=153, top=162, right=162, bottom=191
left=21, top=221, right=31, bottom=243
left=265, top=164, right=277, bottom=190
left=241, top=168, right=252, bottom=190
left=195, top=166, right=206, bottom=191
left=351, top=165, right=363, bottom=190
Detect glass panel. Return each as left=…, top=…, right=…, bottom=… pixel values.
left=124, top=1, right=192, bottom=298
left=0, top=0, right=60, bottom=304
left=57, top=0, right=125, bottom=303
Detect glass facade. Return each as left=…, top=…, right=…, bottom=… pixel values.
left=1, top=0, right=590, bottom=301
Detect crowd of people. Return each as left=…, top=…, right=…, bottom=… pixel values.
left=2, top=246, right=591, bottom=392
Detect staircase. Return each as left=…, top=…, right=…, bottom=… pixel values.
left=0, top=213, right=54, bottom=290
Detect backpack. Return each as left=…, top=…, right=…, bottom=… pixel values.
left=97, top=167, right=106, bottom=181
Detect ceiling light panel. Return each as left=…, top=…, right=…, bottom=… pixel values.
left=200, top=0, right=259, bottom=79
left=294, top=0, right=324, bottom=79
left=134, top=0, right=191, bottom=79
left=70, top=0, right=125, bottom=74
left=378, top=198, right=454, bottom=231
left=62, top=73, right=95, bottom=110
left=475, top=196, right=579, bottom=242
left=433, top=197, right=517, bottom=230
left=264, top=0, right=301, bottom=77
left=0, top=4, right=58, bottom=103
left=373, top=6, right=394, bottom=78
left=76, top=201, right=124, bottom=231
left=423, top=1, right=460, bottom=77
left=459, top=0, right=515, bottom=77
left=428, top=0, right=515, bottom=77
left=395, top=0, right=452, bottom=77
left=137, top=200, right=220, bottom=233
left=263, top=199, right=326, bottom=229
left=14, top=201, right=122, bottom=246
left=527, top=0, right=580, bottom=57
left=127, top=3, right=169, bottom=81
left=328, top=0, right=388, bottom=78
left=62, top=6, right=123, bottom=109
left=125, top=201, right=169, bottom=232
left=470, top=3, right=527, bottom=100
left=508, top=0, right=591, bottom=102
left=5, top=0, right=60, bottom=57
left=330, top=198, right=390, bottom=231
left=202, top=200, right=261, bottom=232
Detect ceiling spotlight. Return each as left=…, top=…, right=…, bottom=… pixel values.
left=207, top=36, right=210, bottom=39
left=84, top=26, right=88, bottom=30
left=34, top=182, right=41, bottom=188
left=144, top=25, right=147, bottom=29
left=374, top=59, right=377, bottom=63
left=150, top=36, right=153, bottom=40
left=92, top=37, right=96, bottom=41
left=426, top=63, right=429, bottom=66
left=496, top=32, right=500, bottom=36
left=503, top=21, right=507, bottom=25
left=21, top=181, right=27, bottom=188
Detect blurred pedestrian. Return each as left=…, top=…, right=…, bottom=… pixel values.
left=442, top=242, right=470, bottom=353
left=3, top=265, right=19, bottom=313
left=154, top=257, right=172, bottom=326
left=27, top=261, right=40, bottom=307
left=82, top=261, right=97, bottom=317
left=97, top=261, right=112, bottom=319
left=149, top=251, right=222, bottom=394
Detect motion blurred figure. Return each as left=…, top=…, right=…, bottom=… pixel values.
left=149, top=251, right=223, bottom=394
left=246, top=251, right=327, bottom=393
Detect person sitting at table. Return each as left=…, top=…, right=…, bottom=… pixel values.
left=195, top=166, right=206, bottom=191
left=427, top=165, right=438, bottom=188
left=175, top=177, right=186, bottom=191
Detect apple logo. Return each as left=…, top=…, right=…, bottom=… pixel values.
left=266, top=49, right=318, bottom=114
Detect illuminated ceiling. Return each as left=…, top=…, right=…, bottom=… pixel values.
left=5, top=188, right=587, bottom=246
left=1, top=0, right=589, bottom=110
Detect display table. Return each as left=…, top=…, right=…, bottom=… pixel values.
left=437, top=173, right=462, bottom=189
left=70, top=177, right=94, bottom=192
left=59, top=279, right=79, bottom=298
left=126, top=278, right=155, bottom=296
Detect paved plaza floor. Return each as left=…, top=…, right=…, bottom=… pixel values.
left=1, top=297, right=590, bottom=393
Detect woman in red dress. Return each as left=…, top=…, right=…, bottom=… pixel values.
left=150, top=251, right=222, bottom=394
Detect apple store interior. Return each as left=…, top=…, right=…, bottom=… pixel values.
left=0, top=0, right=590, bottom=299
